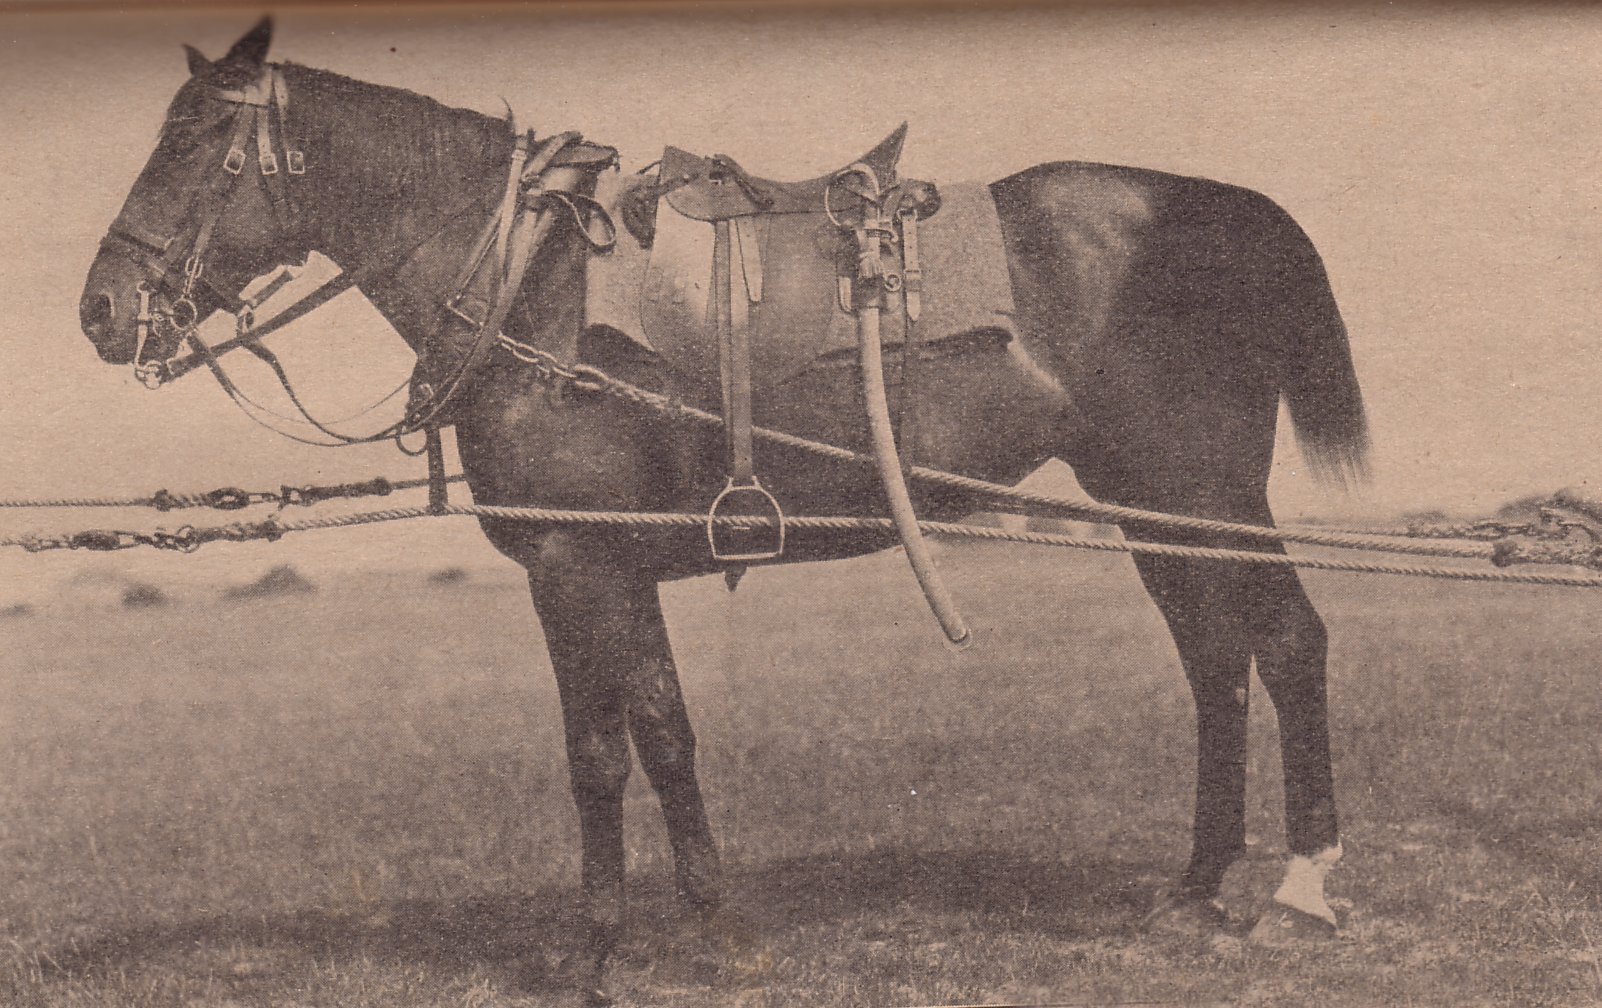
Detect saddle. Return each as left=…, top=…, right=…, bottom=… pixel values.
left=639, top=123, right=940, bottom=399
left=634, top=124, right=948, bottom=581
left=659, top=124, right=910, bottom=220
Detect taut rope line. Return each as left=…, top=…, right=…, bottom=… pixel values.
left=5, top=501, right=1602, bottom=588
left=0, top=474, right=466, bottom=512
left=9, top=351, right=1598, bottom=585
left=530, top=353, right=1507, bottom=561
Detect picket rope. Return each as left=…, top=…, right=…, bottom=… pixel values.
left=6, top=500, right=1602, bottom=588
left=6, top=354, right=1596, bottom=586
left=561, top=363, right=1507, bottom=560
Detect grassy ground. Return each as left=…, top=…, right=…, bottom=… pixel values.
left=4, top=541, right=1602, bottom=1006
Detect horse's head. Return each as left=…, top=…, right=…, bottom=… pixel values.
left=79, top=18, right=307, bottom=375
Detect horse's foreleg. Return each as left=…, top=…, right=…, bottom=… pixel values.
left=527, top=546, right=723, bottom=966
left=526, top=558, right=639, bottom=990
left=620, top=595, right=722, bottom=912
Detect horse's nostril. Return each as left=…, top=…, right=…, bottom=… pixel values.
left=81, top=292, right=114, bottom=341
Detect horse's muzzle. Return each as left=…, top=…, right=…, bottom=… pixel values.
left=79, top=289, right=130, bottom=364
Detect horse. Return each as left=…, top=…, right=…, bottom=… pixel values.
left=77, top=18, right=1368, bottom=999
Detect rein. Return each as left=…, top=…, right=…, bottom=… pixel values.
left=106, top=62, right=619, bottom=449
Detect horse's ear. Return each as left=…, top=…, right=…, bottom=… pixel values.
left=183, top=44, right=211, bottom=77
left=216, top=17, right=273, bottom=73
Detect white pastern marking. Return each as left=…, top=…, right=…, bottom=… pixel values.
left=1272, top=843, right=1343, bottom=925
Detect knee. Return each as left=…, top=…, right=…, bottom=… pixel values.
left=568, top=734, right=632, bottom=802
left=632, top=716, right=698, bottom=782
left=1256, top=606, right=1328, bottom=677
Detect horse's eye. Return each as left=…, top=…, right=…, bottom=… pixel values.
left=155, top=113, right=215, bottom=156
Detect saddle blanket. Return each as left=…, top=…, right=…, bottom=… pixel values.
left=585, top=172, right=1017, bottom=394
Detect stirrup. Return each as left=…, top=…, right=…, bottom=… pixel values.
left=706, top=477, right=785, bottom=562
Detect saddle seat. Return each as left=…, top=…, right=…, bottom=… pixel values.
left=661, top=123, right=909, bottom=220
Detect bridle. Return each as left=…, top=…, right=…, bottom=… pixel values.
left=99, top=62, right=619, bottom=448
left=101, top=64, right=306, bottom=390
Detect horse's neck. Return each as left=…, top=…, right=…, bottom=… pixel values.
left=277, top=66, right=593, bottom=382
left=283, top=64, right=511, bottom=347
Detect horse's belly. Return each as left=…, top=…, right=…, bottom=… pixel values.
left=750, top=331, right=1075, bottom=517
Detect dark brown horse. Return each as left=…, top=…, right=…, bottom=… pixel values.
left=78, top=20, right=1367, bottom=997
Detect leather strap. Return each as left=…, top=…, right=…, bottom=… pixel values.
left=445, top=129, right=531, bottom=329
left=895, top=204, right=922, bottom=476
left=714, top=218, right=762, bottom=487
left=424, top=425, right=449, bottom=514
left=270, top=69, right=306, bottom=176
left=705, top=214, right=784, bottom=565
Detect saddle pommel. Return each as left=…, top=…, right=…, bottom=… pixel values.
left=661, top=123, right=911, bottom=221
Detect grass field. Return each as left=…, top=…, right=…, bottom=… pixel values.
left=4, top=538, right=1602, bottom=1006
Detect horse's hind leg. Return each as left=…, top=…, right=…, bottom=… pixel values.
left=1124, top=548, right=1256, bottom=920
left=1143, top=503, right=1343, bottom=937
left=1070, top=450, right=1340, bottom=932
left=1122, top=514, right=1342, bottom=938
left=1244, top=561, right=1343, bottom=940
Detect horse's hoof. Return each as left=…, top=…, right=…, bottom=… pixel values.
left=538, top=948, right=612, bottom=1005
left=1143, top=892, right=1234, bottom=936
left=1247, top=902, right=1340, bottom=946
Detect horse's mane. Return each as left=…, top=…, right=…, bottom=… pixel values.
left=281, top=62, right=512, bottom=249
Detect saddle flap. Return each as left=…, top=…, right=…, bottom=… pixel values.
left=641, top=198, right=896, bottom=397
left=661, top=123, right=909, bottom=221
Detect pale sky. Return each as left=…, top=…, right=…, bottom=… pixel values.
left=3, top=2, right=1601, bottom=531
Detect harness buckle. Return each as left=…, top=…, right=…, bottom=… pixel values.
left=285, top=150, right=306, bottom=175
left=707, top=478, right=786, bottom=563
left=224, top=148, right=247, bottom=175
left=259, top=151, right=280, bottom=176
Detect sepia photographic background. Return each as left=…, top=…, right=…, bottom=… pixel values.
left=6, top=4, right=1602, bottom=1007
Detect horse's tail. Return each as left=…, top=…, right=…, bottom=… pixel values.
left=1273, top=216, right=1370, bottom=489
